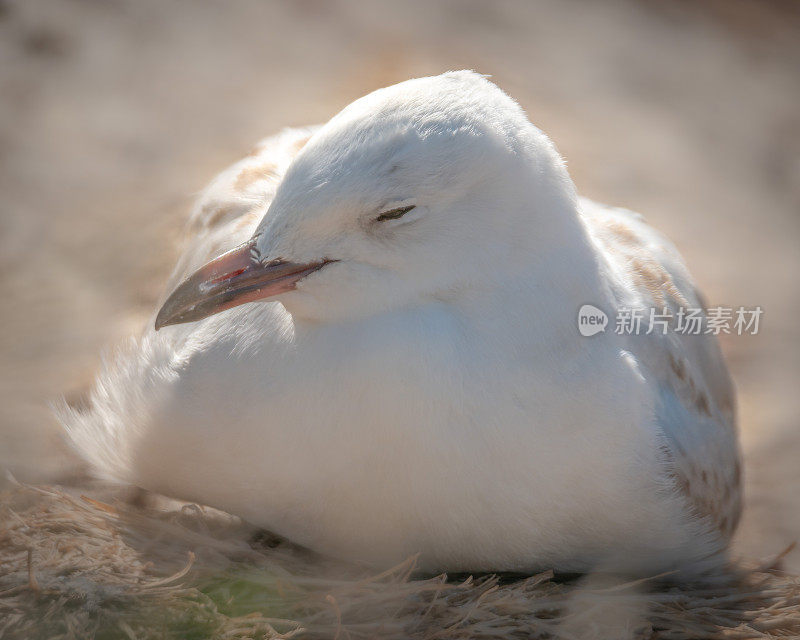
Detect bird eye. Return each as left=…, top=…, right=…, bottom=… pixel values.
left=375, top=205, right=415, bottom=222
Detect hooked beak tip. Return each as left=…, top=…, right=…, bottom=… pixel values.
left=154, top=314, right=168, bottom=332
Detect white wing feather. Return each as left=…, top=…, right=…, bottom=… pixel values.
left=580, top=197, right=742, bottom=540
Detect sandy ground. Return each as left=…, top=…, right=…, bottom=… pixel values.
left=1, top=0, right=798, bottom=570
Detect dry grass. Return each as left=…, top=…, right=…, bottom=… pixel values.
left=1, top=482, right=799, bottom=640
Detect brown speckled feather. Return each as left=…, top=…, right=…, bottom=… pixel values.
left=581, top=198, right=743, bottom=541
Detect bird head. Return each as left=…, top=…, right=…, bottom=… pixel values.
left=155, top=71, right=576, bottom=329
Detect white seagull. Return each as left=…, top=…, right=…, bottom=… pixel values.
left=62, top=71, right=742, bottom=576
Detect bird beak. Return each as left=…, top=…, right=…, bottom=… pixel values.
left=155, top=239, right=330, bottom=330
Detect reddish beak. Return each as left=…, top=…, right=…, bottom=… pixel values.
left=155, top=239, right=330, bottom=330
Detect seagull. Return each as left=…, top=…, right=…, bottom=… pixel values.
left=61, top=71, right=742, bottom=576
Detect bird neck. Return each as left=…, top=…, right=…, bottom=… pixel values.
left=421, top=195, right=610, bottom=346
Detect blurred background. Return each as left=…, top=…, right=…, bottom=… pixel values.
left=1, top=0, right=798, bottom=569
